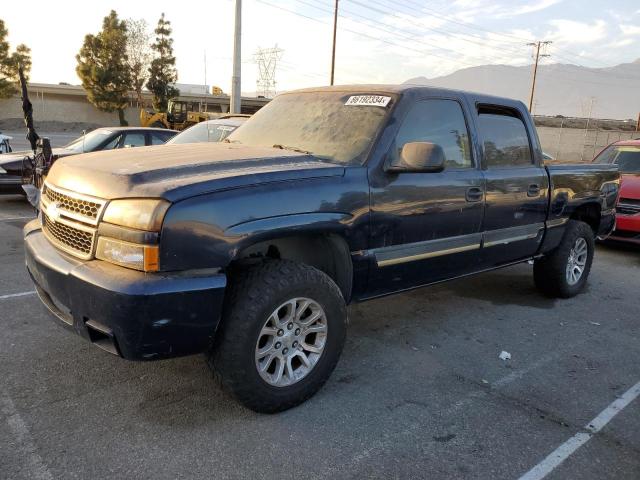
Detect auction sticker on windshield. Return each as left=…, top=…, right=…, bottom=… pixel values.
left=345, top=95, right=391, bottom=107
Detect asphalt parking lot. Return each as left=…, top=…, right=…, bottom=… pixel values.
left=1, top=194, right=639, bottom=480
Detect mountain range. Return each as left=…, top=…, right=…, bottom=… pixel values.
left=405, top=59, right=640, bottom=120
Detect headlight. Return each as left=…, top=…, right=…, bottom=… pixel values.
left=96, top=237, right=159, bottom=272
left=102, top=199, right=170, bottom=231
left=0, top=166, right=7, bottom=174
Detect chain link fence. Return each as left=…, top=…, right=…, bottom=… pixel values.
left=537, top=125, right=638, bottom=163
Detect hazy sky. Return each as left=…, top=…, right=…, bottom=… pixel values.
left=2, top=0, right=639, bottom=94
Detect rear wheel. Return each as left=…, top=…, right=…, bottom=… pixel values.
left=208, top=260, right=347, bottom=413
left=534, top=220, right=595, bottom=298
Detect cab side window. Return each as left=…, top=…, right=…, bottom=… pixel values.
left=478, top=107, right=533, bottom=167
left=391, top=99, right=472, bottom=169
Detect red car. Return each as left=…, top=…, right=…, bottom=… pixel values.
left=593, top=139, right=640, bottom=244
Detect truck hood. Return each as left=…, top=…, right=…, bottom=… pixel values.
left=45, top=143, right=345, bottom=201
left=620, top=173, right=640, bottom=200
left=0, top=148, right=76, bottom=175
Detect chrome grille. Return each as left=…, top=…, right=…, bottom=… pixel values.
left=42, top=183, right=106, bottom=225
left=40, top=182, right=105, bottom=259
left=42, top=214, right=95, bottom=258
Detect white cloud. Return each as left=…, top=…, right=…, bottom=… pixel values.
left=546, top=19, right=608, bottom=45
left=606, top=38, right=634, bottom=48
left=496, top=0, right=562, bottom=18
left=620, top=24, right=640, bottom=36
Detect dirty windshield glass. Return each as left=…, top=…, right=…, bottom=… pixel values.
left=594, top=145, right=640, bottom=173
left=65, top=129, right=114, bottom=153
left=226, top=92, right=394, bottom=165
left=168, top=122, right=238, bottom=144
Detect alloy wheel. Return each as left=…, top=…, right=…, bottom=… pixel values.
left=254, top=297, right=328, bottom=387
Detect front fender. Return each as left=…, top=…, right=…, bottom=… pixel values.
left=158, top=168, right=371, bottom=271
left=227, top=212, right=351, bottom=242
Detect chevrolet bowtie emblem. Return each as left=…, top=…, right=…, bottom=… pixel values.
left=46, top=202, right=62, bottom=223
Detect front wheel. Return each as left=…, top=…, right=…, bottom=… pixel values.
left=208, top=260, right=347, bottom=413
left=534, top=220, right=595, bottom=298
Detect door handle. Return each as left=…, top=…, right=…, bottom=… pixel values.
left=527, top=184, right=541, bottom=197
left=466, top=187, right=483, bottom=202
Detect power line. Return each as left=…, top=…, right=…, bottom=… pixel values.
left=254, top=0, right=640, bottom=92
left=257, top=0, right=477, bottom=68
left=376, top=0, right=533, bottom=43
left=292, top=0, right=513, bottom=66
left=362, top=0, right=530, bottom=51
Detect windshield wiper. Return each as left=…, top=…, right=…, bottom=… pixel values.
left=272, top=144, right=312, bottom=155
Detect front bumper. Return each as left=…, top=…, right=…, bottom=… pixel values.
left=609, top=212, right=640, bottom=244
left=24, top=220, right=227, bottom=360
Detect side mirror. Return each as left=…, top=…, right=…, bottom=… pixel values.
left=386, top=142, right=445, bottom=173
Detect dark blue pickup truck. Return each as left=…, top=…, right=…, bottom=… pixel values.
left=24, top=85, right=620, bottom=412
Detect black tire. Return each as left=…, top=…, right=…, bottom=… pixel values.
left=208, top=260, right=347, bottom=413
left=534, top=220, right=595, bottom=298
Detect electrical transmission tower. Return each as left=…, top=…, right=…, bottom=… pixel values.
left=254, top=45, right=284, bottom=98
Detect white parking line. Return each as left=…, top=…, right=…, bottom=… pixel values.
left=518, top=380, right=640, bottom=480
left=0, top=291, right=36, bottom=300
left=1, top=396, right=54, bottom=480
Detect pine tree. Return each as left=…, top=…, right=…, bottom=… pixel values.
left=146, top=13, right=178, bottom=112
left=76, top=11, right=132, bottom=126
left=0, top=19, right=32, bottom=99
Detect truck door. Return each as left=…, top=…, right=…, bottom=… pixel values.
left=367, top=98, right=485, bottom=296
left=475, top=105, right=548, bottom=266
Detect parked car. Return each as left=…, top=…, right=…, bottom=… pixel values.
left=166, top=115, right=250, bottom=145
left=24, top=85, right=619, bottom=413
left=0, top=127, right=177, bottom=194
left=592, top=139, right=640, bottom=244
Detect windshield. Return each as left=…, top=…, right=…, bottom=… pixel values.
left=594, top=145, right=640, bottom=173
left=65, top=129, right=113, bottom=153
left=167, top=122, right=238, bottom=145
left=226, top=91, right=394, bottom=165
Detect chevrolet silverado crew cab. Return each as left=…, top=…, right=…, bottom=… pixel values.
left=24, top=85, right=620, bottom=413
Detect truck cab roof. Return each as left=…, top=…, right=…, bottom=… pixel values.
left=289, top=84, right=529, bottom=112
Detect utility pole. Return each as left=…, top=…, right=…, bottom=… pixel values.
left=580, top=97, right=596, bottom=161
left=527, top=40, right=551, bottom=112
left=330, top=0, right=339, bottom=86
left=231, top=0, right=242, bottom=114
